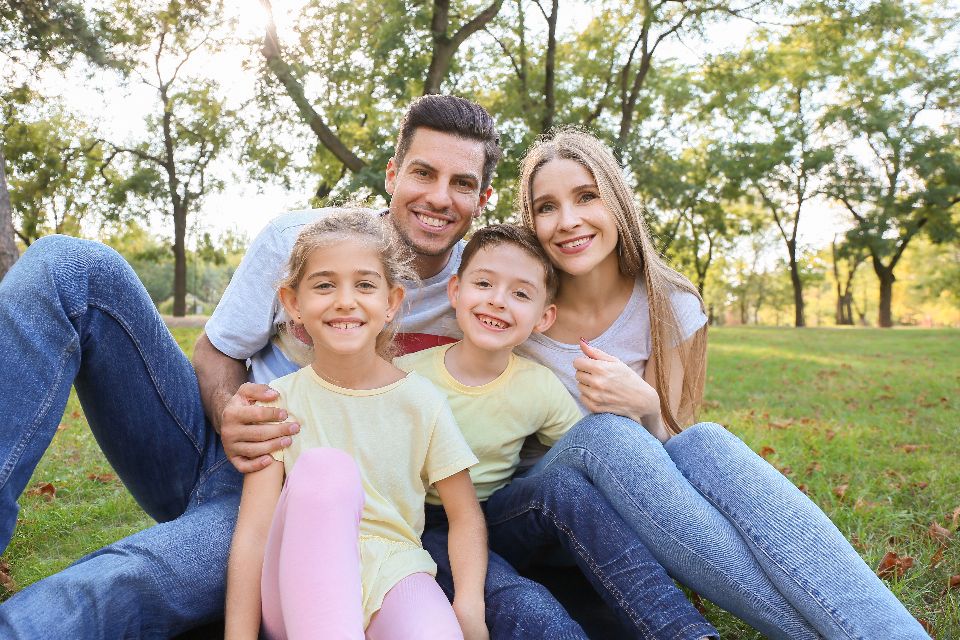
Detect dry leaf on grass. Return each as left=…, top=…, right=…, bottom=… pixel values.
left=87, top=473, right=117, bottom=484
left=833, top=484, right=848, bottom=499
left=26, top=482, right=56, bottom=501
left=949, top=575, right=960, bottom=591
left=758, top=446, right=776, bottom=459
left=0, top=560, right=14, bottom=592
left=928, top=522, right=952, bottom=544
left=876, top=551, right=914, bottom=580
left=929, top=546, right=944, bottom=569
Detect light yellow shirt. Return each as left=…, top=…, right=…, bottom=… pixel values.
left=266, top=366, right=477, bottom=626
left=394, top=343, right=583, bottom=504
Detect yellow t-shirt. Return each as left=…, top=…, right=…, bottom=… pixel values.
left=394, top=343, right=583, bottom=504
left=266, top=366, right=477, bottom=626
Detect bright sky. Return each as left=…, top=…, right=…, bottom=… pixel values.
left=43, top=1, right=846, bottom=251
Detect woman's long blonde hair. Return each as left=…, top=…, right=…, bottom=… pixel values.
left=517, top=128, right=707, bottom=434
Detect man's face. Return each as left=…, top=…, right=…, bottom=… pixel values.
left=386, top=127, right=491, bottom=273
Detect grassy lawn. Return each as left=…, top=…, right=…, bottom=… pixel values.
left=2, top=326, right=957, bottom=637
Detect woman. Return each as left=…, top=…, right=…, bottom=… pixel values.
left=484, top=129, right=926, bottom=639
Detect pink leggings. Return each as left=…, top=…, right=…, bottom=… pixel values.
left=260, top=448, right=464, bottom=640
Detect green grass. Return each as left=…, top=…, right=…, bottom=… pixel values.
left=2, top=327, right=958, bottom=638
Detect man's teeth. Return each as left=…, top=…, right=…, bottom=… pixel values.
left=417, top=213, right=447, bottom=228
left=479, top=316, right=507, bottom=329
left=329, top=322, right=362, bottom=330
left=560, top=237, right=590, bottom=249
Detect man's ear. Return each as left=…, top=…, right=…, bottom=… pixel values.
left=473, top=186, right=494, bottom=218
left=279, top=286, right=301, bottom=322
left=446, top=274, right=460, bottom=307
left=533, top=303, right=557, bottom=334
left=385, top=157, right=398, bottom=195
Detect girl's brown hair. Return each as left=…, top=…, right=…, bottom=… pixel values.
left=517, top=128, right=707, bottom=434
left=279, top=207, right=418, bottom=359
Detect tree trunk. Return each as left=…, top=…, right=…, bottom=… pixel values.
left=540, top=0, right=558, bottom=133
left=788, top=245, right=805, bottom=327
left=877, top=267, right=895, bottom=328
left=173, top=206, right=187, bottom=317
left=0, top=148, right=20, bottom=280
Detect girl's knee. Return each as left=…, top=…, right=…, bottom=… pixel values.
left=285, top=448, right=362, bottom=506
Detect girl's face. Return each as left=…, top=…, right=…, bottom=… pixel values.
left=280, top=237, right=404, bottom=358
left=529, top=158, right=621, bottom=278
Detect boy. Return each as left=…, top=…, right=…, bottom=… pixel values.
left=396, top=225, right=719, bottom=640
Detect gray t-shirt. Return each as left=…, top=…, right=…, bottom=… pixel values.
left=205, top=207, right=463, bottom=384
left=515, top=280, right=707, bottom=415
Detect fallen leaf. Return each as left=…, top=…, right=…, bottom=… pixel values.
left=928, top=522, right=951, bottom=543
left=56, top=424, right=68, bottom=431
left=949, top=575, right=960, bottom=591
left=758, top=446, right=776, bottom=459
left=87, top=473, right=116, bottom=484
left=770, top=419, right=793, bottom=430
left=0, top=560, right=14, bottom=592
left=951, top=506, right=960, bottom=528
left=914, top=482, right=929, bottom=490
left=26, top=482, right=56, bottom=501
left=833, top=484, right=848, bottom=499
left=778, top=465, right=792, bottom=476
left=930, top=546, right=944, bottom=569
left=806, top=461, right=823, bottom=474
left=689, top=591, right=707, bottom=615
left=797, top=484, right=809, bottom=495
left=916, top=618, right=934, bottom=636
left=898, top=444, right=925, bottom=453
left=70, top=410, right=81, bottom=419
left=876, top=551, right=915, bottom=580
left=825, top=429, right=836, bottom=441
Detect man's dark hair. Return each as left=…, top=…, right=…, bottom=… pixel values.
left=394, top=95, right=502, bottom=192
left=458, top=224, right=559, bottom=303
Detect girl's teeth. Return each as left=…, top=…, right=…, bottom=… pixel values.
left=561, top=237, right=589, bottom=249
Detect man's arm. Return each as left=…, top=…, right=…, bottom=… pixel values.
left=193, top=332, right=299, bottom=473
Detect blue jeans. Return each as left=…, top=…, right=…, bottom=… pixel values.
left=424, top=464, right=718, bottom=640
left=0, top=236, right=242, bottom=638
left=531, top=413, right=928, bottom=639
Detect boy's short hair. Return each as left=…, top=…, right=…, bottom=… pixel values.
left=394, top=95, right=502, bottom=192
left=457, top=224, right=559, bottom=303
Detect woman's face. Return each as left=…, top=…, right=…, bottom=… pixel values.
left=529, top=158, right=620, bottom=277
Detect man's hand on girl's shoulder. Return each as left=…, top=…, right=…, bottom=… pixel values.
left=221, top=383, right=300, bottom=473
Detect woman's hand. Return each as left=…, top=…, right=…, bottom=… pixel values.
left=574, top=339, right=670, bottom=442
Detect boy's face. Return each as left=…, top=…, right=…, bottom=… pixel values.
left=447, top=243, right=556, bottom=353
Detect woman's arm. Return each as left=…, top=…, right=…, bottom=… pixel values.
left=574, top=338, right=686, bottom=444
left=434, top=470, right=489, bottom=640
left=224, top=461, right=285, bottom=640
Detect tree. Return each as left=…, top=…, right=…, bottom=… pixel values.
left=1, top=86, right=117, bottom=245
left=0, top=1, right=115, bottom=278
left=824, top=2, right=960, bottom=327
left=104, top=0, right=239, bottom=316
left=830, top=234, right=866, bottom=325
left=256, top=0, right=504, bottom=200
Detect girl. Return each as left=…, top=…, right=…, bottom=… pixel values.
left=493, top=129, right=926, bottom=639
left=224, top=209, right=489, bottom=640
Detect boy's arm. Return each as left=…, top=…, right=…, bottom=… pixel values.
left=434, top=470, right=489, bottom=640
left=224, top=461, right=284, bottom=640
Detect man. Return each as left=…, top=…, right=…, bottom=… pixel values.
left=0, top=95, right=587, bottom=638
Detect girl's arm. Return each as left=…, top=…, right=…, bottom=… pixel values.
left=434, top=470, right=489, bottom=640
left=224, top=461, right=285, bottom=640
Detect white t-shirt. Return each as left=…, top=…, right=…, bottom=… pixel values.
left=516, top=280, right=707, bottom=415
left=205, top=208, right=463, bottom=383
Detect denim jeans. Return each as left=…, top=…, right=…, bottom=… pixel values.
left=531, top=413, right=928, bottom=640
left=424, top=464, right=718, bottom=640
left=0, top=236, right=242, bottom=638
